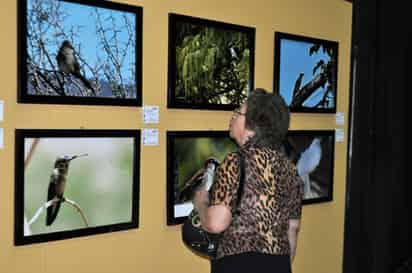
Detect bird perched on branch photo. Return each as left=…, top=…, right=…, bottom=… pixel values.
left=179, top=157, right=220, bottom=202
left=56, top=40, right=93, bottom=91
left=46, top=154, right=87, bottom=226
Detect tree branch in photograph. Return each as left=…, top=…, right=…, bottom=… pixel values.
left=27, top=197, right=89, bottom=230
left=27, top=0, right=136, bottom=99
left=64, top=198, right=89, bottom=227
left=206, top=60, right=247, bottom=104
left=290, top=72, right=328, bottom=108
left=28, top=58, right=66, bottom=96
left=290, top=60, right=335, bottom=109
left=27, top=0, right=66, bottom=93
left=290, top=43, right=337, bottom=109
left=24, top=138, right=40, bottom=170
left=313, top=85, right=332, bottom=108
left=23, top=138, right=40, bottom=236
left=94, top=8, right=134, bottom=98
left=28, top=199, right=55, bottom=227
left=27, top=1, right=101, bottom=97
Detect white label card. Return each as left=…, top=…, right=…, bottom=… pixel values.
left=142, top=128, right=159, bottom=146
left=335, top=128, right=344, bottom=142
left=143, top=105, right=159, bottom=124
left=0, top=100, right=4, bottom=121
left=335, top=112, right=344, bottom=126
left=0, top=128, right=3, bottom=149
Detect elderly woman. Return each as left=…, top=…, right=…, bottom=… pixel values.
left=193, top=88, right=303, bottom=273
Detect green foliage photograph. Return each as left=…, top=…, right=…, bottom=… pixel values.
left=168, top=14, right=255, bottom=110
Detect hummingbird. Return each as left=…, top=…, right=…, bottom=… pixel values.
left=46, top=154, right=87, bottom=226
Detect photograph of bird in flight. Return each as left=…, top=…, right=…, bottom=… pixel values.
left=18, top=0, right=142, bottom=106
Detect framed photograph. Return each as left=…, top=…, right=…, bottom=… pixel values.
left=168, top=13, right=255, bottom=110
left=15, top=129, right=140, bottom=245
left=18, top=0, right=143, bottom=106
left=274, top=32, right=338, bottom=113
left=167, top=131, right=237, bottom=225
left=281, top=130, right=335, bottom=204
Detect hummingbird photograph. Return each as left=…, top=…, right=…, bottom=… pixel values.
left=16, top=130, right=138, bottom=244
left=46, top=154, right=88, bottom=226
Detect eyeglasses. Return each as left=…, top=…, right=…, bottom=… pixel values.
left=233, top=108, right=246, bottom=116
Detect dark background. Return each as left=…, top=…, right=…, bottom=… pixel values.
left=343, top=1, right=411, bottom=272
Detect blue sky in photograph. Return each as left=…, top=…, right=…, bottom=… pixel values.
left=28, top=0, right=136, bottom=82
left=279, top=39, right=331, bottom=107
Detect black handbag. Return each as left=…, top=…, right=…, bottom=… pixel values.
left=181, top=152, right=245, bottom=259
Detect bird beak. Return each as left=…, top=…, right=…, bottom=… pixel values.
left=69, top=154, right=88, bottom=161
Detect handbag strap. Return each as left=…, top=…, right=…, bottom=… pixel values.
left=234, top=151, right=246, bottom=213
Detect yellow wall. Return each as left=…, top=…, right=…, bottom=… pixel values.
left=0, top=0, right=352, bottom=273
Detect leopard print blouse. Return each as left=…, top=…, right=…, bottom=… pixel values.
left=209, top=142, right=303, bottom=259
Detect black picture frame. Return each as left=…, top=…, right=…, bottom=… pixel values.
left=18, top=0, right=143, bottom=106
left=168, top=13, right=255, bottom=110
left=166, top=131, right=237, bottom=225
left=15, top=129, right=140, bottom=245
left=282, top=130, right=335, bottom=205
left=274, top=32, right=338, bottom=113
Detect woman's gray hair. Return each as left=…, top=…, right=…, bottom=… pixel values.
left=245, top=88, right=290, bottom=149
